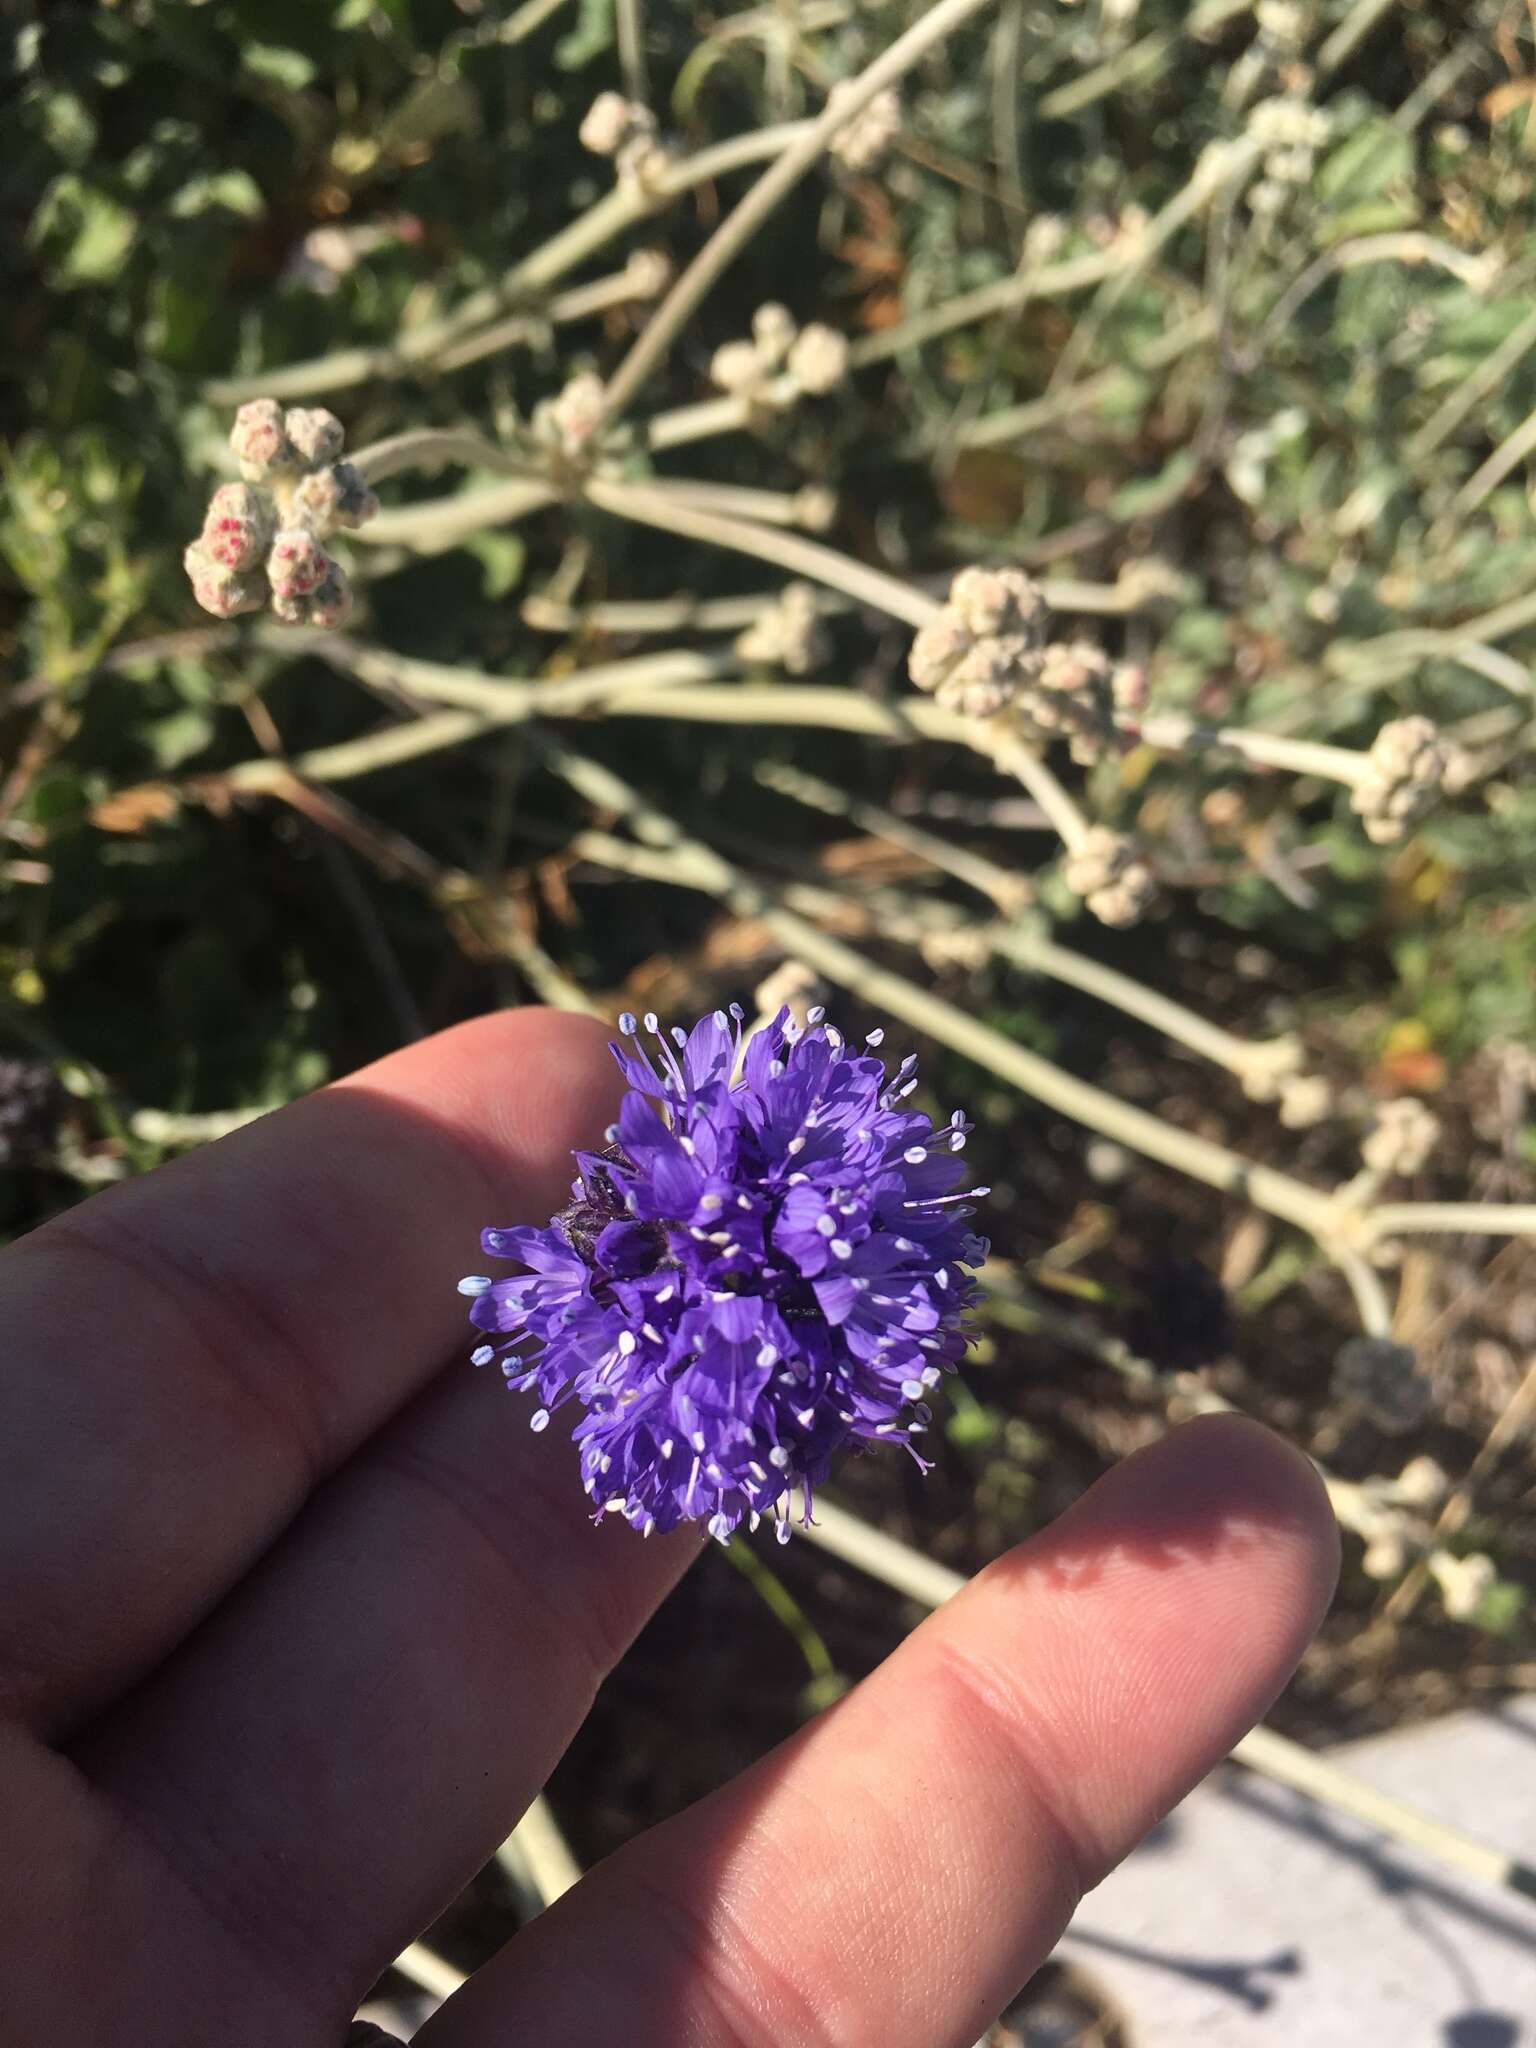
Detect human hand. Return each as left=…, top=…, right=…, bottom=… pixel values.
left=0, top=1010, right=1337, bottom=2047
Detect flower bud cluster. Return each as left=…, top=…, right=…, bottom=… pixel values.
left=624, top=247, right=673, bottom=299
left=1255, top=0, right=1310, bottom=49
left=1232, top=1033, right=1305, bottom=1105
left=1031, top=639, right=1118, bottom=765
left=735, top=583, right=830, bottom=674
left=908, top=567, right=1048, bottom=719
left=1361, top=1096, right=1441, bottom=1178
left=1061, top=826, right=1158, bottom=929
left=1331, top=1335, right=1432, bottom=1434
left=1350, top=716, right=1453, bottom=844
left=1427, top=1549, right=1498, bottom=1623
left=530, top=371, right=609, bottom=463
left=909, top=572, right=1120, bottom=762
left=1276, top=1072, right=1334, bottom=1129
left=826, top=83, right=902, bottom=173
left=1355, top=1454, right=1449, bottom=1581
left=579, top=93, right=673, bottom=195
left=1248, top=95, right=1331, bottom=183
left=186, top=404, right=378, bottom=628
left=709, top=303, right=850, bottom=408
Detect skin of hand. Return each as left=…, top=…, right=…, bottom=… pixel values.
left=0, top=1010, right=1338, bottom=2048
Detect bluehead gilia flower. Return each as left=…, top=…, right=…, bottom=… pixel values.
left=459, top=1005, right=987, bottom=1543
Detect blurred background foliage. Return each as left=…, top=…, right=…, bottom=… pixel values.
left=4, top=0, right=1536, bottom=1842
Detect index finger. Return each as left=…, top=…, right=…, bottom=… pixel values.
left=0, top=1008, right=615, bottom=1735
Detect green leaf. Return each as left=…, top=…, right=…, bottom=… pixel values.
left=1471, top=1578, right=1527, bottom=1636
left=37, top=88, right=98, bottom=166
left=169, top=168, right=266, bottom=219
left=146, top=709, right=215, bottom=770
left=1316, top=118, right=1412, bottom=205
left=378, top=74, right=478, bottom=154
left=1108, top=449, right=1199, bottom=520
left=29, top=175, right=137, bottom=287
left=554, top=0, right=616, bottom=70
left=464, top=532, right=526, bottom=598
left=242, top=42, right=317, bottom=89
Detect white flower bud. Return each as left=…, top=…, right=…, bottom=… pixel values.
left=793, top=485, right=838, bottom=532
left=1351, top=716, right=1452, bottom=843
left=736, top=583, right=830, bottom=675
left=1249, top=96, right=1331, bottom=152
left=947, top=565, right=1046, bottom=641
left=1236, top=1036, right=1306, bottom=1105
left=786, top=323, right=849, bottom=396
left=292, top=459, right=379, bottom=535
left=1277, top=1073, right=1334, bottom=1128
left=580, top=92, right=637, bottom=157
left=826, top=83, right=901, bottom=172
left=1062, top=828, right=1157, bottom=928
left=624, top=247, right=673, bottom=298
left=1361, top=1534, right=1407, bottom=1582
left=542, top=371, right=608, bottom=457
left=1021, top=639, right=1117, bottom=764
left=1023, top=215, right=1067, bottom=266
left=612, top=110, right=673, bottom=195
left=1428, top=1549, right=1497, bottom=1622
left=710, top=338, right=767, bottom=398
left=1393, top=1455, right=1449, bottom=1510
left=1361, top=1096, right=1441, bottom=1177
left=1256, top=0, right=1308, bottom=46
left=283, top=406, right=345, bottom=469
left=230, top=398, right=297, bottom=481
left=785, top=323, right=848, bottom=396
left=751, top=302, right=797, bottom=370
left=908, top=567, right=1050, bottom=720
left=941, top=635, right=1041, bottom=719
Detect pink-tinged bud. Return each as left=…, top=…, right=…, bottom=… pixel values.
left=199, top=482, right=273, bottom=571
left=284, top=406, right=345, bottom=468
left=230, top=399, right=296, bottom=479
left=267, top=527, right=329, bottom=600
left=270, top=561, right=354, bottom=630
left=184, top=542, right=266, bottom=619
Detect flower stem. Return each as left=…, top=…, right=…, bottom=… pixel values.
left=537, top=739, right=1335, bottom=1236
left=203, top=122, right=814, bottom=405
left=585, top=477, right=939, bottom=626
left=975, top=723, right=1091, bottom=849
left=1137, top=714, right=1370, bottom=788
left=350, top=429, right=539, bottom=487
left=596, top=0, right=997, bottom=425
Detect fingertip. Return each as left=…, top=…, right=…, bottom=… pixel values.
left=1118, top=1411, right=1342, bottom=1633
left=338, top=1006, right=621, bottom=1182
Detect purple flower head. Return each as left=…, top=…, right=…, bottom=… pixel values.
left=460, top=1005, right=988, bottom=1544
